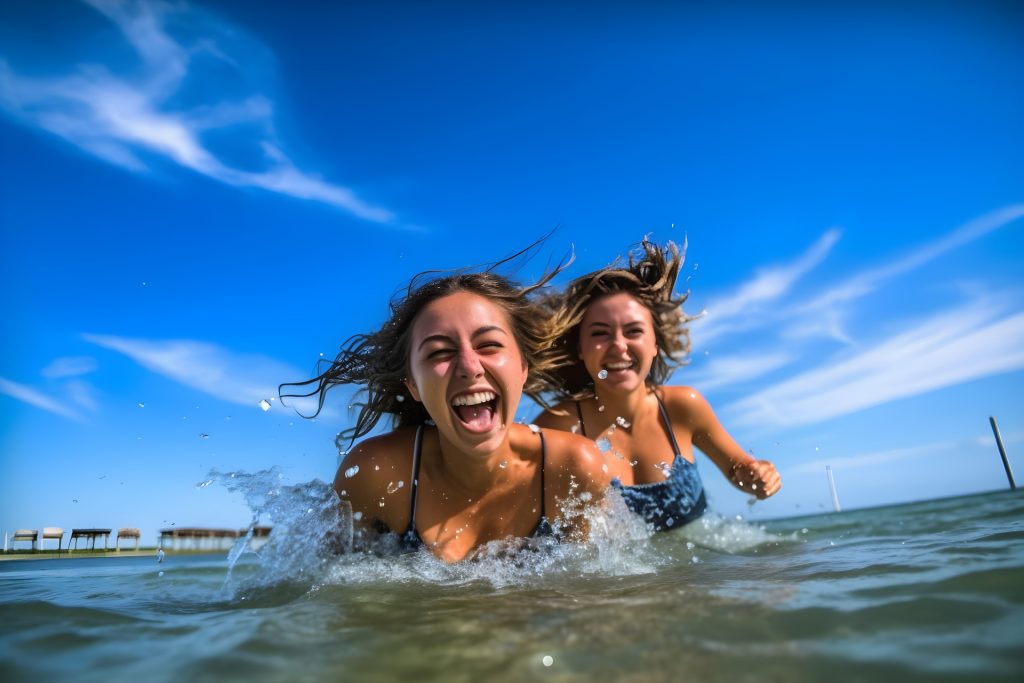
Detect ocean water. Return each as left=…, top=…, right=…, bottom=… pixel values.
left=1, top=486, right=1022, bottom=683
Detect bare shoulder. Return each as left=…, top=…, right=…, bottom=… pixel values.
left=533, top=401, right=578, bottom=432
left=539, top=428, right=610, bottom=491
left=661, top=385, right=714, bottom=420
left=333, top=427, right=418, bottom=510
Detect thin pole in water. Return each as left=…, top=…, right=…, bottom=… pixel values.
left=826, top=465, right=841, bottom=512
left=989, top=416, right=1017, bottom=490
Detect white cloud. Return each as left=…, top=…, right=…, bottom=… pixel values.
left=795, top=205, right=1024, bottom=315
left=788, top=440, right=953, bottom=475
left=678, top=352, right=793, bottom=392
left=0, top=377, right=83, bottom=421
left=0, top=0, right=394, bottom=223
left=727, top=301, right=1024, bottom=429
left=65, top=380, right=101, bottom=413
left=82, top=333, right=331, bottom=416
left=691, top=228, right=841, bottom=346
left=41, top=356, right=99, bottom=378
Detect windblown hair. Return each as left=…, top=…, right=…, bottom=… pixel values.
left=281, top=246, right=568, bottom=449
left=539, top=239, right=693, bottom=400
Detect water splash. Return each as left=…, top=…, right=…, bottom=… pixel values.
left=205, top=468, right=352, bottom=594
left=203, top=467, right=782, bottom=594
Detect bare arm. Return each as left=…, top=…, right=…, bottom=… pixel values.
left=665, top=386, right=781, bottom=499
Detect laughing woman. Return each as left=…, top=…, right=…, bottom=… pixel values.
left=282, top=266, right=608, bottom=563
left=534, top=240, right=781, bottom=531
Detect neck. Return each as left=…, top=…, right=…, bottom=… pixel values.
left=433, top=430, right=513, bottom=497
left=594, top=383, right=652, bottom=422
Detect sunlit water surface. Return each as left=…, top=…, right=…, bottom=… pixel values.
left=1, top=478, right=1021, bottom=683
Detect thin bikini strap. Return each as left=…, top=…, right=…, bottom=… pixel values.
left=405, top=424, right=425, bottom=534
left=575, top=401, right=587, bottom=437
left=655, top=394, right=683, bottom=457
left=538, top=430, right=547, bottom=519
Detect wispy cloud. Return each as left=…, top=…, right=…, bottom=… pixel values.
left=82, top=333, right=331, bottom=416
left=678, top=352, right=794, bottom=391
left=795, top=205, right=1024, bottom=315
left=0, top=0, right=394, bottom=223
left=0, top=377, right=84, bottom=421
left=41, top=356, right=99, bottom=378
left=787, top=440, right=954, bottom=475
left=691, top=228, right=842, bottom=347
left=727, top=300, right=1024, bottom=429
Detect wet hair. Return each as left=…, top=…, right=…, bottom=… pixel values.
left=280, top=245, right=568, bottom=448
left=539, top=239, right=693, bottom=400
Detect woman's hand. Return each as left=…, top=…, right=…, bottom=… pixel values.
left=729, top=459, right=781, bottom=499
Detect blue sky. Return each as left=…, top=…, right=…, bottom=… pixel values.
left=2, top=0, right=1022, bottom=546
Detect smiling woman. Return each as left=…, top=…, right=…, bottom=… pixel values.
left=280, top=255, right=609, bottom=563
left=535, top=240, right=782, bottom=531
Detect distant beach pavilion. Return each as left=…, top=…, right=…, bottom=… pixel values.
left=116, top=528, right=141, bottom=551
left=159, top=526, right=272, bottom=551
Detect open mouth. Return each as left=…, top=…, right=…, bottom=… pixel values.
left=451, top=390, right=499, bottom=434
left=603, top=360, right=636, bottom=373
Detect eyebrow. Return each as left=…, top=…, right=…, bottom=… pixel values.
left=417, top=325, right=508, bottom=351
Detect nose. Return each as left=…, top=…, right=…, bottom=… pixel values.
left=609, top=331, right=628, bottom=352
left=454, top=349, right=484, bottom=379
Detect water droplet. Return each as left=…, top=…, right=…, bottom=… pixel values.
left=528, top=423, right=540, bottom=433
left=542, top=655, right=554, bottom=667
left=378, top=499, right=385, bottom=508
left=597, top=369, right=609, bottom=380
left=258, top=399, right=271, bottom=412
left=751, top=483, right=758, bottom=490
left=601, top=463, right=608, bottom=473
left=344, top=465, right=360, bottom=478
left=686, top=541, right=695, bottom=550
left=396, top=394, right=405, bottom=402
left=499, top=460, right=508, bottom=469
left=579, top=491, right=592, bottom=502
left=597, top=404, right=605, bottom=413
left=424, top=419, right=436, bottom=426
left=196, top=480, right=213, bottom=489
left=615, top=416, right=631, bottom=428
left=353, top=511, right=363, bottom=521
left=137, top=403, right=145, bottom=408
left=339, top=490, right=347, bottom=496
left=387, top=481, right=404, bottom=494
left=199, top=433, right=209, bottom=439
left=691, top=555, right=700, bottom=564
left=158, top=571, right=164, bottom=577
left=374, top=465, right=380, bottom=471
left=570, top=424, right=579, bottom=434
left=656, top=461, right=671, bottom=477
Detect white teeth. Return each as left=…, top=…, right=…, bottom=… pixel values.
left=451, top=391, right=497, bottom=407
left=605, top=361, right=633, bottom=370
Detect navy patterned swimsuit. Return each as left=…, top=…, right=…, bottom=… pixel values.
left=389, top=425, right=553, bottom=552
left=577, top=395, right=707, bottom=531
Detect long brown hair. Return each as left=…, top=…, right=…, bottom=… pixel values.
left=539, top=239, right=693, bottom=400
left=281, top=245, right=569, bottom=449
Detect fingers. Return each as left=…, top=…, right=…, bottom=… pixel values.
left=751, top=460, right=781, bottom=499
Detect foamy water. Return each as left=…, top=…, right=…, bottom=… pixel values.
left=1, top=478, right=1021, bottom=682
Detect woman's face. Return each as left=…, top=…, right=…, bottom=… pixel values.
left=406, top=291, right=528, bottom=455
left=578, top=292, right=658, bottom=394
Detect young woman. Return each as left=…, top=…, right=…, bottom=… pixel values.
left=535, top=240, right=781, bottom=530
left=283, top=266, right=609, bottom=563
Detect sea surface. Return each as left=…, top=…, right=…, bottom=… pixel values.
left=1, top=485, right=1022, bottom=683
